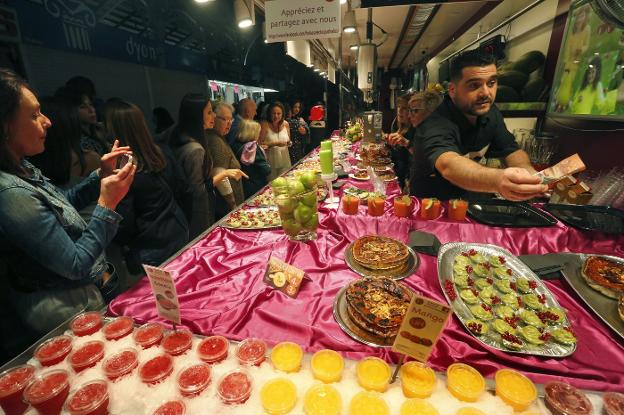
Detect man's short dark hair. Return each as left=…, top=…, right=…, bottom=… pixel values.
left=449, top=50, right=496, bottom=82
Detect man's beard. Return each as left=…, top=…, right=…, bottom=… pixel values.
left=463, top=99, right=491, bottom=117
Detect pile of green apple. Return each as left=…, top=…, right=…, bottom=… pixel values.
left=346, top=123, right=363, bottom=143
left=271, top=171, right=319, bottom=237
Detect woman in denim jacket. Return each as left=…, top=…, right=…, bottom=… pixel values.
left=0, top=69, right=135, bottom=336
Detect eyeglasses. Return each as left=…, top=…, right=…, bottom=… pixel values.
left=408, top=108, right=423, bottom=114
left=217, top=115, right=233, bottom=123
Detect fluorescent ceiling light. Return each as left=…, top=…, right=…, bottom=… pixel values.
left=194, top=0, right=214, bottom=3
left=263, top=88, right=278, bottom=92
left=343, top=9, right=356, bottom=33
left=234, top=0, right=254, bottom=29
left=350, top=44, right=359, bottom=51
left=320, top=71, right=326, bottom=75
left=314, top=67, right=321, bottom=72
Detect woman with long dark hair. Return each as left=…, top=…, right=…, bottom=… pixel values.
left=259, top=101, right=291, bottom=180
left=570, top=56, right=606, bottom=114
left=287, top=100, right=309, bottom=163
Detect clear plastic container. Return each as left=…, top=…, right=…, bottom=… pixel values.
left=176, top=363, right=211, bottom=398
left=544, top=381, right=593, bottom=415
left=133, top=323, right=164, bottom=349
left=446, top=363, right=485, bottom=403
left=139, top=355, right=174, bottom=385
left=70, top=312, right=103, bottom=337
left=400, top=399, right=439, bottom=415
left=270, top=342, right=303, bottom=373
left=162, top=330, right=193, bottom=356
left=400, top=362, right=436, bottom=399
left=235, top=338, right=267, bottom=366
left=260, top=378, right=297, bottom=415
left=23, top=369, right=70, bottom=415
left=65, top=379, right=109, bottom=415
left=197, top=336, right=229, bottom=364
left=0, top=364, right=36, bottom=415
left=494, top=369, right=537, bottom=411
left=102, top=316, right=134, bottom=341
left=34, top=335, right=73, bottom=367
left=217, top=369, right=252, bottom=405
left=69, top=341, right=105, bottom=373
left=303, top=384, right=342, bottom=415
left=152, top=400, right=186, bottom=415
left=102, top=348, right=138, bottom=381
left=311, top=349, right=344, bottom=383
left=356, top=357, right=391, bottom=393
left=348, top=391, right=389, bottom=415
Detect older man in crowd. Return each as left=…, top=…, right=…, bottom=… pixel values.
left=226, top=98, right=257, bottom=146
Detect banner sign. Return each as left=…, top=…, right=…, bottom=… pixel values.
left=265, top=0, right=341, bottom=43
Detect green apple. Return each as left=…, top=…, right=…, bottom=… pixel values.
left=301, top=191, right=317, bottom=207
left=282, top=219, right=302, bottom=237
left=271, top=177, right=289, bottom=195
left=288, top=179, right=305, bottom=196
left=293, top=203, right=312, bottom=224
left=303, top=212, right=319, bottom=230
left=276, top=195, right=297, bottom=214
left=299, top=171, right=317, bottom=190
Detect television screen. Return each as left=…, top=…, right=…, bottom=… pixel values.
left=547, top=0, right=624, bottom=119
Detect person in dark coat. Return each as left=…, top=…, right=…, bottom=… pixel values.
left=231, top=119, right=271, bottom=198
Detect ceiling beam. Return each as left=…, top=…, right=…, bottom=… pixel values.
left=387, top=5, right=416, bottom=69
left=396, top=5, right=440, bottom=69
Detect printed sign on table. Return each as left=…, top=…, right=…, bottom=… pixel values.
left=392, top=295, right=452, bottom=362
left=265, top=0, right=341, bottom=43
left=143, top=264, right=181, bottom=324
left=263, top=255, right=306, bottom=298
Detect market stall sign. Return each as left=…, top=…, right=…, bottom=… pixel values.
left=143, top=265, right=181, bottom=325
left=392, top=295, right=452, bottom=362
left=263, top=255, right=306, bottom=298
left=265, top=0, right=341, bottom=43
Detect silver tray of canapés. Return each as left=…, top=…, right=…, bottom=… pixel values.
left=222, top=207, right=281, bottom=230
left=438, top=243, right=576, bottom=357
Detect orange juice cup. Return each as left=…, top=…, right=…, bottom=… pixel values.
left=367, top=195, right=385, bottom=217
left=349, top=391, right=389, bottom=415
left=342, top=195, right=360, bottom=215
left=400, top=399, right=439, bottom=415
left=448, top=199, right=468, bottom=221
left=311, top=350, right=344, bottom=383
left=446, top=363, right=485, bottom=402
left=394, top=196, right=413, bottom=218
left=304, top=384, right=342, bottom=415
left=356, top=357, right=391, bottom=392
left=400, top=362, right=436, bottom=398
left=270, top=342, right=303, bottom=373
left=495, top=369, right=537, bottom=411
left=420, top=198, right=441, bottom=220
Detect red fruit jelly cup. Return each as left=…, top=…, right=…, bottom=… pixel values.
left=70, top=312, right=103, bottom=337
left=217, top=369, right=252, bottom=405
left=65, top=379, right=109, bottom=415
left=235, top=338, right=267, bottom=366
left=197, top=336, right=229, bottom=364
left=177, top=363, right=211, bottom=397
left=133, top=323, right=164, bottom=349
left=69, top=341, right=105, bottom=373
left=162, top=330, right=193, bottom=356
left=102, top=316, right=134, bottom=341
left=34, top=335, right=73, bottom=367
left=23, top=369, right=70, bottom=415
left=102, top=348, right=138, bottom=381
left=153, top=400, right=186, bottom=415
left=139, top=355, right=174, bottom=385
left=0, top=364, right=36, bottom=415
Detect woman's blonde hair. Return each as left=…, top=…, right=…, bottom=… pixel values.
left=409, top=90, right=443, bottom=113
left=237, top=119, right=261, bottom=143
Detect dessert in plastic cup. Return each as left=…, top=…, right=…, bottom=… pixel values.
left=603, top=392, right=624, bottom=415
left=421, top=198, right=441, bottom=220
left=303, top=384, right=342, bottom=415
left=494, top=368, right=537, bottom=411
left=70, top=312, right=103, bottom=337
left=455, top=408, right=486, bottom=415
left=0, top=364, right=35, bottom=415
left=133, top=323, right=164, bottom=349
left=260, top=378, right=297, bottom=415
left=271, top=341, right=303, bottom=373
left=162, top=329, right=193, bottom=356
left=34, top=335, right=73, bottom=367
left=102, top=316, right=134, bottom=341
left=342, top=195, right=359, bottom=215
left=356, top=357, right=391, bottom=393
left=446, top=363, right=485, bottom=403
left=235, top=338, right=267, bottom=366
left=399, top=362, right=436, bottom=398
left=176, top=363, right=211, bottom=398
left=448, top=199, right=468, bottom=221
left=197, top=336, right=229, bottom=364
left=69, top=341, right=105, bottom=373
left=102, top=348, right=138, bottom=381
left=400, top=398, right=439, bottom=415
left=217, top=369, right=252, bottom=405
left=139, top=354, right=174, bottom=385
left=311, top=349, right=344, bottom=383
left=348, top=391, right=389, bottom=415
left=367, top=195, right=385, bottom=217
left=23, top=369, right=70, bottom=415
left=544, top=381, right=593, bottom=415
left=152, top=400, right=186, bottom=415
left=394, top=195, right=413, bottom=218
left=64, top=379, right=109, bottom=415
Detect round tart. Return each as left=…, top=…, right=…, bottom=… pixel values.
left=352, top=236, right=409, bottom=270
left=581, top=256, right=624, bottom=299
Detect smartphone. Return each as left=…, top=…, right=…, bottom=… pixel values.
left=117, top=154, right=135, bottom=169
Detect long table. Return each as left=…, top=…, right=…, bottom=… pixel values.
left=109, top=141, right=624, bottom=394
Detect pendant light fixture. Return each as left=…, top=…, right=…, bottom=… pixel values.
left=234, top=0, right=255, bottom=29
left=343, top=7, right=356, bottom=33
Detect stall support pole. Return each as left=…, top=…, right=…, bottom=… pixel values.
left=338, top=31, right=343, bottom=129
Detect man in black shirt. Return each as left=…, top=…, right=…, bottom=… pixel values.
left=409, top=50, right=548, bottom=201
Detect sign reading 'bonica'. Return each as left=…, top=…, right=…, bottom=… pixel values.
left=265, top=0, right=341, bottom=43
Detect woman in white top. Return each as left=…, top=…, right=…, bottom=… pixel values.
left=259, top=102, right=292, bottom=180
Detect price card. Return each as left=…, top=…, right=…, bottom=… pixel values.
left=263, top=255, right=306, bottom=298
left=392, top=295, right=452, bottom=362
left=143, top=264, right=181, bottom=324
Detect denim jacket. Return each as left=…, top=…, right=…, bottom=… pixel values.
left=0, top=160, right=122, bottom=292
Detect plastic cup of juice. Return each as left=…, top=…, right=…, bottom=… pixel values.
left=217, top=369, right=253, bottom=405
left=400, top=362, right=436, bottom=398
left=177, top=363, right=211, bottom=398
left=23, top=369, right=70, bottom=415
left=271, top=342, right=303, bottom=373
left=162, top=329, right=193, bottom=356
left=394, top=195, right=413, bottom=218
left=102, top=348, right=138, bottom=381
left=139, top=355, right=174, bottom=385
left=356, top=357, right=391, bottom=393
left=310, top=349, right=344, bottom=383
left=102, top=316, right=134, bottom=341
left=495, top=368, right=537, bottom=411
left=70, top=312, right=103, bottom=337
left=152, top=401, right=186, bottom=415
left=303, top=384, right=341, bottom=415
left=0, top=364, right=36, bottom=415
left=69, top=341, right=105, bottom=373
left=235, top=338, right=267, bottom=366
left=260, top=378, right=297, bottom=415
left=400, top=399, right=439, bottom=415
left=420, top=198, right=441, bottom=220
left=64, top=379, right=109, bottom=415
left=446, top=363, right=485, bottom=403
left=367, top=195, right=385, bottom=217
left=348, top=391, right=389, bottom=415
left=34, top=335, right=73, bottom=367
left=342, top=195, right=360, bottom=215
left=455, top=408, right=486, bottom=415
left=133, top=323, right=164, bottom=349
left=197, top=336, right=229, bottom=364
left=448, top=199, right=468, bottom=221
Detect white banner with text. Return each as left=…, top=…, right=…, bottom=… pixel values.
left=265, top=0, right=341, bottom=43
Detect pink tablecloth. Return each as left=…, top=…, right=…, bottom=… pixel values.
left=109, top=158, right=624, bottom=393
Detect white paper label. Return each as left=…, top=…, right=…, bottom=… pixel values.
left=143, top=264, right=181, bottom=324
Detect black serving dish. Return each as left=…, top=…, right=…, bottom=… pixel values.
left=467, top=199, right=557, bottom=227
left=543, top=204, right=624, bottom=234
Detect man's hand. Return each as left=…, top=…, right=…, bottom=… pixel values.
left=386, top=132, right=409, bottom=147
left=223, top=169, right=249, bottom=181
left=497, top=168, right=548, bottom=201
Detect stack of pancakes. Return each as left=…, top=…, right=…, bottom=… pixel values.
left=351, top=235, right=410, bottom=276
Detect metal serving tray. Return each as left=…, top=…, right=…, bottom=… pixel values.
left=467, top=200, right=557, bottom=228
left=438, top=243, right=576, bottom=357
left=221, top=207, right=282, bottom=230
left=344, top=243, right=419, bottom=281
